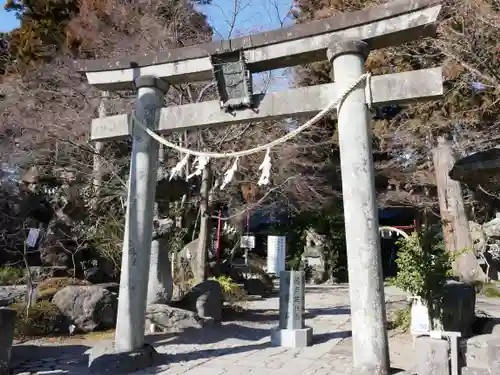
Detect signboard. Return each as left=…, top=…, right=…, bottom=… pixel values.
left=410, top=297, right=430, bottom=335
left=240, top=235, right=255, bottom=249
left=267, top=236, right=286, bottom=274
left=26, top=228, right=40, bottom=248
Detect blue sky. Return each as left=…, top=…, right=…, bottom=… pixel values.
left=0, top=0, right=293, bottom=35
left=0, top=2, right=19, bottom=33
left=0, top=0, right=293, bottom=89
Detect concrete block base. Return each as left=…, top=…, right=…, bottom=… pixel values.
left=415, top=336, right=450, bottom=375
left=270, top=326, right=313, bottom=348
left=88, top=343, right=160, bottom=374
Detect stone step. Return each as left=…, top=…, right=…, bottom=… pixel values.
left=461, top=334, right=490, bottom=369
left=461, top=366, right=490, bottom=375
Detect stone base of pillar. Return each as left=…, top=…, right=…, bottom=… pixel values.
left=88, top=342, right=160, bottom=374
left=270, top=326, right=313, bottom=348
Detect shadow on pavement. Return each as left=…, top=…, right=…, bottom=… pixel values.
left=161, top=340, right=272, bottom=364
left=147, top=322, right=271, bottom=346
left=12, top=343, right=90, bottom=362
left=313, top=330, right=352, bottom=344
left=305, top=306, right=351, bottom=318
left=224, top=305, right=351, bottom=323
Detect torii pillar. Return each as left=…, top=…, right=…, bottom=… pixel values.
left=115, top=76, right=169, bottom=351
left=328, top=40, right=390, bottom=375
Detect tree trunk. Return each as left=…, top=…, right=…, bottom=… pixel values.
left=433, top=136, right=485, bottom=282
left=195, top=162, right=212, bottom=283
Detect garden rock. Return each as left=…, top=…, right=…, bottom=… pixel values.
left=145, top=304, right=202, bottom=333
left=415, top=336, right=450, bottom=375
left=244, top=278, right=270, bottom=297
left=52, top=285, right=117, bottom=332
left=441, top=280, right=476, bottom=337
left=0, top=286, right=26, bottom=307
left=462, top=334, right=490, bottom=369
left=0, top=308, right=16, bottom=375
left=175, top=280, right=223, bottom=321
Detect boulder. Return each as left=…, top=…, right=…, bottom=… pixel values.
left=440, top=280, right=476, bottom=337
left=0, top=308, right=16, bottom=375
left=449, top=148, right=500, bottom=188
left=52, top=285, right=117, bottom=332
left=0, top=286, right=26, bottom=307
left=484, top=214, right=500, bottom=239
left=462, top=334, right=490, bottom=369
left=415, top=336, right=450, bottom=375
left=244, top=278, right=270, bottom=297
left=145, top=304, right=203, bottom=333
left=175, top=280, right=223, bottom=321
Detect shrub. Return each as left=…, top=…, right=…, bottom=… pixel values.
left=390, top=232, right=453, bottom=323
left=88, top=215, right=124, bottom=277
left=210, top=275, right=246, bottom=303
left=11, top=300, right=64, bottom=338
left=36, top=277, right=90, bottom=301
left=392, top=305, right=412, bottom=331
left=0, top=267, right=25, bottom=285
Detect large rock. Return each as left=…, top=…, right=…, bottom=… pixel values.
left=449, top=148, right=500, bottom=189
left=52, top=285, right=117, bottom=332
left=488, top=338, right=500, bottom=375
left=145, top=304, right=203, bottom=333
left=415, top=336, right=450, bottom=375
left=440, top=280, right=476, bottom=337
left=484, top=214, right=500, bottom=239
left=175, top=280, right=223, bottom=321
left=462, top=334, right=491, bottom=369
left=0, top=286, right=26, bottom=307
left=0, top=308, right=16, bottom=375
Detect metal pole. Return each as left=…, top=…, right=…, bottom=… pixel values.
left=115, top=76, right=168, bottom=351
left=327, top=40, right=390, bottom=375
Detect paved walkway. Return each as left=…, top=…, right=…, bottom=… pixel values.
left=11, top=285, right=416, bottom=375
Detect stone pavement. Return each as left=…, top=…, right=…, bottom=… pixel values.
left=10, top=285, right=415, bottom=375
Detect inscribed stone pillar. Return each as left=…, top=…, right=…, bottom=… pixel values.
left=147, top=237, right=173, bottom=305
left=271, top=270, right=312, bottom=347
left=279, top=270, right=305, bottom=330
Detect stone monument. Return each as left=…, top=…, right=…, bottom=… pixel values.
left=271, top=270, right=313, bottom=347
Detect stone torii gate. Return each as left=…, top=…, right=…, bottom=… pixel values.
left=77, top=0, right=443, bottom=373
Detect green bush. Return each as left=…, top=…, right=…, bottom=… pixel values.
left=392, top=306, right=411, bottom=331
left=88, top=215, right=124, bottom=277
left=390, top=232, right=453, bottom=323
left=0, top=267, right=25, bottom=285
left=11, top=300, right=64, bottom=338
left=210, top=275, right=246, bottom=303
